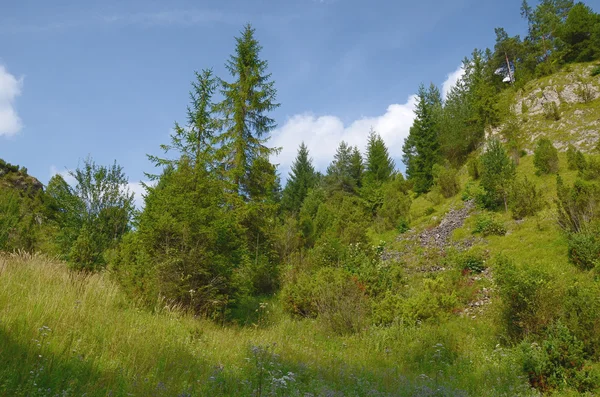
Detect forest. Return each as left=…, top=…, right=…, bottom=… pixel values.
left=2, top=0, right=600, bottom=395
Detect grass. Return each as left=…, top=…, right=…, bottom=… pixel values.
left=0, top=252, right=539, bottom=396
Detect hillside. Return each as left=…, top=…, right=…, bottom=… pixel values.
left=3, top=2, right=600, bottom=393
left=3, top=70, right=600, bottom=396
left=490, top=62, right=600, bottom=153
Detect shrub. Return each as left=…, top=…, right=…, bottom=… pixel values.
left=566, top=144, right=587, bottom=171
left=314, top=267, right=370, bottom=334
left=591, top=65, right=600, bottom=77
left=562, top=280, right=600, bottom=357
left=575, top=76, right=594, bottom=103
left=542, top=102, right=560, bottom=121
left=533, top=138, right=559, bottom=175
left=494, top=256, right=558, bottom=340
left=556, top=176, right=600, bottom=234
left=467, top=155, right=481, bottom=180
left=473, top=213, right=506, bottom=236
left=376, top=177, right=412, bottom=232
left=454, top=249, right=486, bottom=273
left=480, top=139, right=516, bottom=211
left=281, top=269, right=319, bottom=318
left=510, top=176, right=544, bottom=220
left=568, top=231, right=600, bottom=270
left=581, top=157, right=600, bottom=181
left=519, top=322, right=598, bottom=393
left=461, top=180, right=485, bottom=202
left=432, top=163, right=459, bottom=198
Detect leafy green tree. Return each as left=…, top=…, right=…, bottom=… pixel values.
left=480, top=139, right=516, bottom=211
left=215, top=24, right=280, bottom=196
left=402, top=83, right=442, bottom=193
left=50, top=157, right=134, bottom=270
left=45, top=174, right=85, bottom=257
left=364, top=129, right=395, bottom=183
left=281, top=142, right=317, bottom=214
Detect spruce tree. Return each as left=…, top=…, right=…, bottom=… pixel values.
left=349, top=147, right=364, bottom=189
left=148, top=69, right=218, bottom=172
left=402, top=83, right=442, bottom=194
left=282, top=142, right=317, bottom=214
left=364, top=129, right=395, bottom=183
left=326, top=141, right=361, bottom=193
left=215, top=24, right=280, bottom=196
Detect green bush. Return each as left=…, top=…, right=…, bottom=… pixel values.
left=533, top=138, right=559, bottom=175
left=376, top=177, right=412, bottom=232
left=562, top=280, right=600, bottom=357
left=459, top=251, right=486, bottom=273
left=314, top=267, right=371, bottom=334
left=519, top=322, right=598, bottom=393
left=568, top=232, right=600, bottom=270
left=480, top=139, right=516, bottom=211
left=542, top=102, right=560, bottom=121
left=510, top=176, right=544, bottom=220
left=556, top=176, right=600, bottom=234
left=473, top=213, right=506, bottom=236
left=467, top=155, right=481, bottom=180
left=581, top=157, right=600, bottom=181
left=494, top=256, right=559, bottom=340
left=432, top=163, right=459, bottom=198
left=567, top=144, right=587, bottom=171
left=591, top=65, right=600, bottom=77
left=373, top=278, right=459, bottom=326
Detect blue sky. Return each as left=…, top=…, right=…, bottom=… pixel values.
left=2, top=0, right=597, bottom=204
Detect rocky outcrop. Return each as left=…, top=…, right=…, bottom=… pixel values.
left=0, top=159, right=44, bottom=197
left=417, top=200, right=475, bottom=251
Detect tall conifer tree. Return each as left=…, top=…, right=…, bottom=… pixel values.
left=402, top=83, right=442, bottom=194
left=282, top=142, right=317, bottom=214
left=364, top=129, right=395, bottom=183
left=215, top=24, right=280, bottom=197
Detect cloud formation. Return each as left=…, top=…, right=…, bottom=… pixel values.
left=441, top=65, right=465, bottom=101
left=271, top=95, right=417, bottom=178
left=0, top=65, right=23, bottom=136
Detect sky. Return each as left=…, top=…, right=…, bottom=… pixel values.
left=2, top=0, right=598, bottom=206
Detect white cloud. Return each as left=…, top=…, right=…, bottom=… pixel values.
left=271, top=95, right=417, bottom=178
left=441, top=65, right=465, bottom=101
left=0, top=64, right=23, bottom=136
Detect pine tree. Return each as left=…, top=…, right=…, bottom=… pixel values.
left=282, top=142, right=317, bottom=214
left=402, top=83, right=442, bottom=194
left=364, top=129, right=395, bottom=183
left=557, top=3, right=600, bottom=63
left=326, top=141, right=361, bottom=193
left=349, top=147, right=364, bottom=189
left=215, top=24, right=280, bottom=196
left=148, top=69, right=218, bottom=172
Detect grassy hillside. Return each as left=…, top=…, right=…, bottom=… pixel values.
left=3, top=64, right=600, bottom=396
left=0, top=252, right=536, bottom=396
